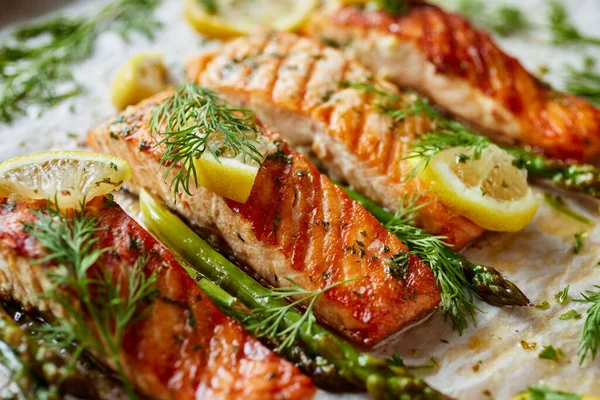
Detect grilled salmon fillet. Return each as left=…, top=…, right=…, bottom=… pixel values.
left=185, top=32, right=484, bottom=249
left=87, top=91, right=440, bottom=345
left=0, top=197, right=315, bottom=400
left=305, top=3, right=600, bottom=162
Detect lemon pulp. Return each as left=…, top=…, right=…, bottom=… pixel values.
left=0, top=151, right=131, bottom=209
left=417, top=144, right=538, bottom=232
left=184, top=0, right=318, bottom=38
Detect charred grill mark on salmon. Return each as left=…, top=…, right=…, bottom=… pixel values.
left=305, top=3, right=600, bottom=162
left=0, top=197, right=315, bottom=400
left=87, top=92, right=440, bottom=345
left=185, top=32, right=484, bottom=249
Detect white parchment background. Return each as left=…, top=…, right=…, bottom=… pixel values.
left=1, top=1, right=600, bottom=399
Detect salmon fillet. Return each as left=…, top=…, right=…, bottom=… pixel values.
left=0, top=197, right=315, bottom=400
left=305, top=3, right=600, bottom=162
left=87, top=91, right=440, bottom=345
left=185, top=32, right=484, bottom=249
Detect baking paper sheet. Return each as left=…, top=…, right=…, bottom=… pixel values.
left=1, top=1, right=600, bottom=398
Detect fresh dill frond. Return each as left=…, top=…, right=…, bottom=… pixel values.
left=24, top=202, right=159, bottom=398
left=150, top=83, right=264, bottom=200
left=565, top=57, right=600, bottom=105
left=452, top=0, right=530, bottom=37
left=548, top=1, right=600, bottom=46
left=0, top=0, right=162, bottom=124
left=543, top=194, right=593, bottom=225
left=246, top=278, right=355, bottom=351
left=575, top=285, right=600, bottom=364
left=385, top=195, right=480, bottom=333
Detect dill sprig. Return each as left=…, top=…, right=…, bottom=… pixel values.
left=575, top=285, right=600, bottom=364
left=150, top=83, right=264, bottom=200
left=451, top=0, right=530, bottom=37
left=23, top=202, right=159, bottom=398
left=548, top=1, right=600, bottom=46
left=385, top=195, right=480, bottom=333
left=0, top=0, right=161, bottom=124
left=246, top=278, right=355, bottom=351
left=565, top=57, right=600, bottom=105
left=523, top=384, right=581, bottom=399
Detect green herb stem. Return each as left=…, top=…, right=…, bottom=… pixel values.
left=0, top=0, right=161, bottom=123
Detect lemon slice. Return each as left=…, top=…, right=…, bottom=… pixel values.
left=110, top=52, right=168, bottom=110
left=193, top=153, right=259, bottom=203
left=417, top=144, right=538, bottom=232
left=183, top=0, right=318, bottom=38
left=0, top=151, right=131, bottom=209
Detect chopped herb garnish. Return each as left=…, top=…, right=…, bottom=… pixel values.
left=520, top=340, right=537, bottom=350
left=555, top=285, right=571, bottom=305
left=535, top=301, right=551, bottom=310
left=559, top=309, right=582, bottom=320
left=572, top=232, right=587, bottom=254
left=538, top=345, right=566, bottom=362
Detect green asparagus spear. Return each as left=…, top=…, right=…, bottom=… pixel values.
left=507, top=147, right=600, bottom=198
left=0, top=303, right=129, bottom=400
left=341, top=186, right=531, bottom=308
left=182, top=267, right=355, bottom=392
left=139, top=189, right=449, bottom=400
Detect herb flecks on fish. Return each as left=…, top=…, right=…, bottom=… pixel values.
left=341, top=186, right=530, bottom=334
left=0, top=0, right=162, bottom=124
left=23, top=201, right=159, bottom=398
left=150, top=83, right=264, bottom=200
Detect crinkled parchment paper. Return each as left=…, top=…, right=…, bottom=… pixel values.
left=1, top=1, right=599, bottom=399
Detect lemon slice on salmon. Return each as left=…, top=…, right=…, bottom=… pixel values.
left=193, top=153, right=260, bottom=203
left=110, top=52, right=168, bottom=110
left=183, top=0, right=319, bottom=38
left=416, top=144, right=538, bottom=232
left=0, top=151, right=131, bottom=209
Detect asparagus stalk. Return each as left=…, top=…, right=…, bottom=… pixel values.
left=341, top=186, right=531, bottom=308
left=139, top=189, right=449, bottom=400
left=182, top=266, right=355, bottom=392
left=507, top=147, right=600, bottom=198
left=0, top=303, right=129, bottom=400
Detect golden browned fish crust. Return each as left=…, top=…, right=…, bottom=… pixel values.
left=0, top=197, right=315, bottom=400
left=87, top=92, right=441, bottom=345
left=306, top=3, right=600, bottom=162
left=185, top=32, right=484, bottom=249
